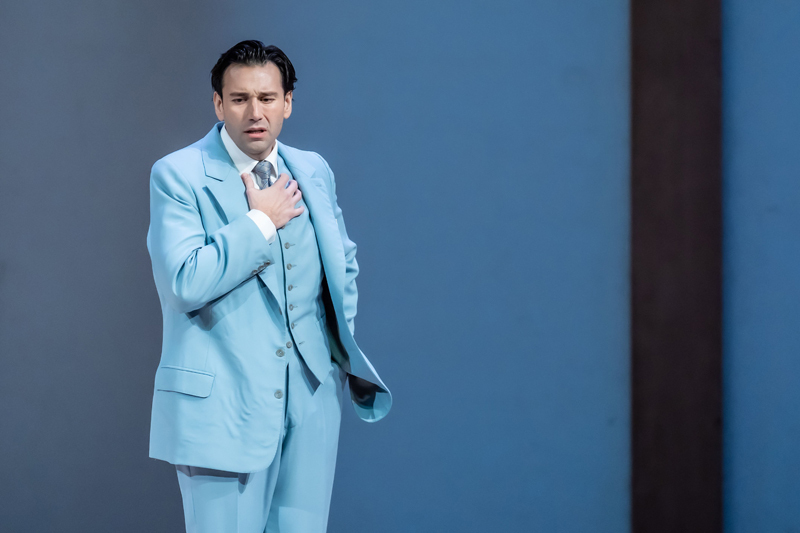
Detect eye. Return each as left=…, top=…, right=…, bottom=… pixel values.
left=232, top=98, right=244, bottom=103
left=262, top=98, right=275, bottom=103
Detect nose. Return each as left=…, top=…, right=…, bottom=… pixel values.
left=246, top=98, right=262, bottom=120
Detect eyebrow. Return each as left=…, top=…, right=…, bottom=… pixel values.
left=227, top=91, right=280, bottom=98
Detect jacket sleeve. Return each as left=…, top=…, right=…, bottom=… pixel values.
left=315, top=153, right=359, bottom=336
left=146, top=158, right=276, bottom=314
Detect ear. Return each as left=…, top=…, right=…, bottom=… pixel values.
left=213, top=92, right=224, bottom=121
left=283, top=91, right=293, bottom=120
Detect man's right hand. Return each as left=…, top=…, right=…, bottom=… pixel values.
left=241, top=172, right=304, bottom=229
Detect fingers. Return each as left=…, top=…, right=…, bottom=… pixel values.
left=275, top=173, right=290, bottom=188
left=240, top=172, right=254, bottom=191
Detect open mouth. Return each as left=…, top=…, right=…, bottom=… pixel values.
left=245, top=127, right=267, bottom=137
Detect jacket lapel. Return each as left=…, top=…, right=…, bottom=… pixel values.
left=201, top=124, right=249, bottom=224
left=200, top=124, right=282, bottom=304
left=277, top=142, right=346, bottom=300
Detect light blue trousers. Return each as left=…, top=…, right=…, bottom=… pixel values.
left=176, top=353, right=346, bottom=533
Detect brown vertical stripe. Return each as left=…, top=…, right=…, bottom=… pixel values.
left=631, top=1, right=722, bottom=532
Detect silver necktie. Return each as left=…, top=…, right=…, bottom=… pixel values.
left=253, top=160, right=273, bottom=189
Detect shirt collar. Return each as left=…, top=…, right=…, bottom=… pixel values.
left=220, top=123, right=279, bottom=177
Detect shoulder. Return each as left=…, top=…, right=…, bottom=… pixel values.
left=280, top=141, right=330, bottom=167
left=152, top=137, right=204, bottom=174
left=278, top=142, right=335, bottom=185
left=150, top=137, right=207, bottom=189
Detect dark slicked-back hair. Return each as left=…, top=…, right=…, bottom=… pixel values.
left=211, top=40, right=297, bottom=97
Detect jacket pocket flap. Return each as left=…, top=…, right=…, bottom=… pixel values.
left=155, top=366, right=215, bottom=398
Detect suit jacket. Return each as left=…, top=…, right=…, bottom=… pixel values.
left=146, top=123, right=391, bottom=472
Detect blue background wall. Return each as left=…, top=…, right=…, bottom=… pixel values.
left=723, top=2, right=800, bottom=531
left=0, top=1, right=630, bottom=531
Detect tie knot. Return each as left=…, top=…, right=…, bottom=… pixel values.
left=253, top=160, right=273, bottom=188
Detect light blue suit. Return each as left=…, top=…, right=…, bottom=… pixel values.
left=146, top=124, right=391, bottom=485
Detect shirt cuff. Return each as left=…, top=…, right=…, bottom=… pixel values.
left=246, top=210, right=277, bottom=244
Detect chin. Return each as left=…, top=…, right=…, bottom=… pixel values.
left=247, top=145, right=271, bottom=160
left=242, top=139, right=265, bottom=151
left=257, top=140, right=275, bottom=155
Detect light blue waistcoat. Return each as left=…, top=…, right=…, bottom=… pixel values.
left=273, top=155, right=332, bottom=384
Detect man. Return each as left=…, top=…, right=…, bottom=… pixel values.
left=146, top=40, right=391, bottom=533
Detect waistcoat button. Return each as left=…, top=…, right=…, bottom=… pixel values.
left=274, top=390, right=283, bottom=399
left=286, top=341, right=293, bottom=349
left=276, top=349, right=285, bottom=357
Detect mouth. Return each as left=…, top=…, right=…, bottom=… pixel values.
left=244, top=127, right=267, bottom=139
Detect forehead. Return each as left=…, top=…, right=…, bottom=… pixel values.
left=222, top=62, right=282, bottom=93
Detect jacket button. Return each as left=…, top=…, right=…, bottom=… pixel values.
left=286, top=341, right=293, bottom=349
left=291, top=322, right=296, bottom=329
left=275, top=390, right=283, bottom=399
left=288, top=285, right=293, bottom=291
left=276, top=349, right=284, bottom=357
left=289, top=304, right=294, bottom=311
left=286, top=263, right=292, bottom=270
left=284, top=242, right=290, bottom=249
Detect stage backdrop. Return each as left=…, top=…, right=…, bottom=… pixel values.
left=0, top=1, right=630, bottom=531
left=723, top=2, right=800, bottom=531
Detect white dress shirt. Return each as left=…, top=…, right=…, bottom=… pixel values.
left=220, top=124, right=279, bottom=244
